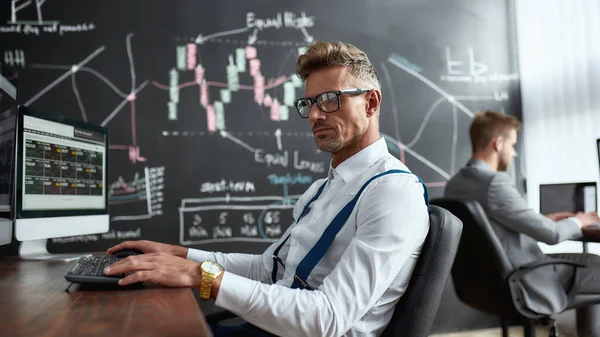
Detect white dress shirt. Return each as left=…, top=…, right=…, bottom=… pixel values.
left=187, top=137, right=430, bottom=337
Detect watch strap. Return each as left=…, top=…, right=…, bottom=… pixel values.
left=199, top=274, right=214, bottom=300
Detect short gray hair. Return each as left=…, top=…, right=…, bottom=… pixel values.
left=296, top=41, right=381, bottom=89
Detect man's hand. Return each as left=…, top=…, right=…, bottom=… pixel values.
left=104, top=252, right=202, bottom=287
left=545, top=211, right=576, bottom=221
left=107, top=240, right=188, bottom=258
left=575, top=211, right=600, bottom=228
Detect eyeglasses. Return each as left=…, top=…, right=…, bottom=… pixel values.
left=293, top=88, right=372, bottom=118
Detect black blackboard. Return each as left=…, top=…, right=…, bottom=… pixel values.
left=0, top=0, right=521, bottom=254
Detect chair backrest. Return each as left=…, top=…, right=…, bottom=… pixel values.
left=381, top=205, right=463, bottom=337
left=430, top=198, right=522, bottom=320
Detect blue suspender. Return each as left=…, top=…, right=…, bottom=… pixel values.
left=271, top=181, right=328, bottom=284
left=270, top=169, right=429, bottom=289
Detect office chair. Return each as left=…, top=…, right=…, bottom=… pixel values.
left=379, top=205, right=463, bottom=337
left=206, top=205, right=463, bottom=337
left=431, top=198, right=600, bottom=337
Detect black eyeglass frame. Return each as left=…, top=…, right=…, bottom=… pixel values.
left=293, top=88, right=372, bottom=118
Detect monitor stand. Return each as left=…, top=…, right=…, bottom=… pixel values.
left=18, top=239, right=92, bottom=262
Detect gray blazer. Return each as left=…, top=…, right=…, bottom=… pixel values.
left=444, top=158, right=583, bottom=315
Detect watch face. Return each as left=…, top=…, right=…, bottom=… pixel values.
left=203, top=261, right=222, bottom=274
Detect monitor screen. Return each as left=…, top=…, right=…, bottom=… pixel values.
left=0, top=72, right=17, bottom=214
left=21, top=115, right=106, bottom=211
left=539, top=182, right=597, bottom=214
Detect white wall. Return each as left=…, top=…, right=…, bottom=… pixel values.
left=515, top=0, right=600, bottom=254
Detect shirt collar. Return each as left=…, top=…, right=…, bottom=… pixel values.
left=327, top=137, right=388, bottom=182
left=467, top=158, right=494, bottom=171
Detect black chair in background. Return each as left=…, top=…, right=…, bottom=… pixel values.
left=431, top=198, right=600, bottom=337
left=206, top=205, right=463, bottom=337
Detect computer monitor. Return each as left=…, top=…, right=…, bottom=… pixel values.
left=15, top=105, right=109, bottom=260
left=539, top=182, right=597, bottom=214
left=0, top=71, right=17, bottom=246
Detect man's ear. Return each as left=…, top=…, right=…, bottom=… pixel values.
left=492, top=136, right=503, bottom=152
left=366, top=89, right=382, bottom=117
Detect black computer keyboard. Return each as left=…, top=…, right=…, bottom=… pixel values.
left=65, top=255, right=132, bottom=284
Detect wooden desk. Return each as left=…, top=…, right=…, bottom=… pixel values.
left=578, top=228, right=600, bottom=253
left=583, top=228, right=600, bottom=243
left=0, top=256, right=212, bottom=337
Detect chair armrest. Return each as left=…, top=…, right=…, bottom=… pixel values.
left=507, top=258, right=586, bottom=283
left=506, top=258, right=587, bottom=319
left=204, top=310, right=238, bottom=324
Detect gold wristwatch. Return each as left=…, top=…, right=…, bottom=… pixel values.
left=199, top=260, right=224, bottom=301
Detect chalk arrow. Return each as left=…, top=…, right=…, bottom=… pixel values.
left=300, top=27, right=314, bottom=43
left=248, top=28, right=258, bottom=45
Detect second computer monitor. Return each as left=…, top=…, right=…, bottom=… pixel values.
left=540, top=182, right=597, bottom=214
left=15, top=105, right=109, bottom=260
left=0, top=70, right=18, bottom=245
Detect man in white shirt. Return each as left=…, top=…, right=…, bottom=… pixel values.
left=105, top=41, right=430, bottom=337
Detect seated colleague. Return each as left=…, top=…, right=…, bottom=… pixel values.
left=104, top=41, right=430, bottom=337
left=444, top=111, right=600, bottom=318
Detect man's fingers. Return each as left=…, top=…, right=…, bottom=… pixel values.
left=106, top=243, right=124, bottom=254
left=118, top=271, right=151, bottom=286
left=106, top=240, right=153, bottom=254
left=106, top=241, right=137, bottom=254
left=104, top=256, right=156, bottom=275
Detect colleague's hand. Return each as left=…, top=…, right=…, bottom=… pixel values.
left=545, top=211, right=576, bottom=221
left=107, top=240, right=188, bottom=258
left=574, top=211, right=600, bottom=228
left=104, top=252, right=202, bottom=287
